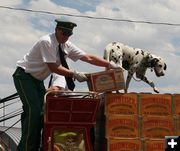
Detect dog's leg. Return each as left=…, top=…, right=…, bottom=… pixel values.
left=125, top=69, right=135, bottom=93
left=103, top=48, right=111, bottom=71
left=103, top=45, right=112, bottom=63
left=140, top=75, right=159, bottom=93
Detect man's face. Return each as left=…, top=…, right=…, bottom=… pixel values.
left=56, top=28, right=71, bottom=43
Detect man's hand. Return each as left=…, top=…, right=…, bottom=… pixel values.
left=73, top=70, right=88, bottom=82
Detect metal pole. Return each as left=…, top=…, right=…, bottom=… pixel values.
left=3, top=102, right=5, bottom=126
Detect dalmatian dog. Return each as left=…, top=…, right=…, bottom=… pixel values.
left=104, top=42, right=167, bottom=93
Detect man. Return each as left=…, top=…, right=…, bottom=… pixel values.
left=13, top=18, right=118, bottom=151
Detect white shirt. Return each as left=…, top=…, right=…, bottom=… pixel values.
left=51, top=42, right=87, bottom=89
left=17, top=33, right=86, bottom=81
left=51, top=73, right=67, bottom=90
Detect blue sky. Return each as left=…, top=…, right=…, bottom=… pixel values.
left=52, top=0, right=101, bottom=12
left=0, top=0, right=180, bottom=126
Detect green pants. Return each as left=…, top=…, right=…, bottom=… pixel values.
left=13, top=67, right=46, bottom=151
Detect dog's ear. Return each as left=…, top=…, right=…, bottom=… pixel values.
left=122, top=60, right=130, bottom=70
left=147, top=58, right=158, bottom=67
left=164, top=63, right=167, bottom=70
left=150, top=58, right=159, bottom=67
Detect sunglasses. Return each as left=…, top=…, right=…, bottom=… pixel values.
left=61, top=29, right=73, bottom=37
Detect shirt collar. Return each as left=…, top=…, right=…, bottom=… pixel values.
left=51, top=33, right=59, bottom=47
left=52, top=33, right=68, bottom=54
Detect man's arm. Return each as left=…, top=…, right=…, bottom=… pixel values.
left=80, top=54, right=110, bottom=68
left=47, top=63, right=74, bottom=77
left=47, top=63, right=87, bottom=82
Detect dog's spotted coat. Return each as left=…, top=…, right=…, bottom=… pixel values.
left=104, top=42, right=167, bottom=93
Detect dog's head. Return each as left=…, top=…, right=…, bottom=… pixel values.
left=149, top=57, right=167, bottom=77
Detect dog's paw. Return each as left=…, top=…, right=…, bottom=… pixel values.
left=124, top=88, right=128, bottom=93
left=153, top=87, right=159, bottom=93
left=116, top=90, right=120, bottom=93
left=149, top=81, right=155, bottom=87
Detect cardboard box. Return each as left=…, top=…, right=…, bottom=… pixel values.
left=106, top=114, right=139, bottom=138
left=107, top=138, right=142, bottom=151
left=86, top=69, right=125, bottom=93
left=143, top=139, right=165, bottom=151
left=175, top=116, right=180, bottom=135
left=105, top=93, right=138, bottom=115
left=141, top=115, right=175, bottom=138
left=140, top=93, right=172, bottom=116
left=174, top=94, right=180, bottom=115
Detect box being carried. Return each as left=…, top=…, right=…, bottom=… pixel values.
left=86, top=69, right=125, bottom=93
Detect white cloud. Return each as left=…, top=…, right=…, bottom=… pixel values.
left=0, top=0, right=22, bottom=6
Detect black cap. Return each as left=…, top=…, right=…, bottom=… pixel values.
left=55, top=18, right=77, bottom=36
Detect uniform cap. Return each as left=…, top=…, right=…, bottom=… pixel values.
left=55, top=18, right=77, bottom=36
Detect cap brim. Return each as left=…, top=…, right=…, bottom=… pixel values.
left=61, top=28, right=73, bottom=36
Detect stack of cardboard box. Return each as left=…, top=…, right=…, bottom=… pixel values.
left=105, top=93, right=141, bottom=151
left=105, top=93, right=180, bottom=151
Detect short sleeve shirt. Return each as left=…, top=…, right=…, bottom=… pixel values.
left=17, top=33, right=86, bottom=81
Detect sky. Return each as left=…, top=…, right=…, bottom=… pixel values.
left=0, top=0, right=180, bottom=126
